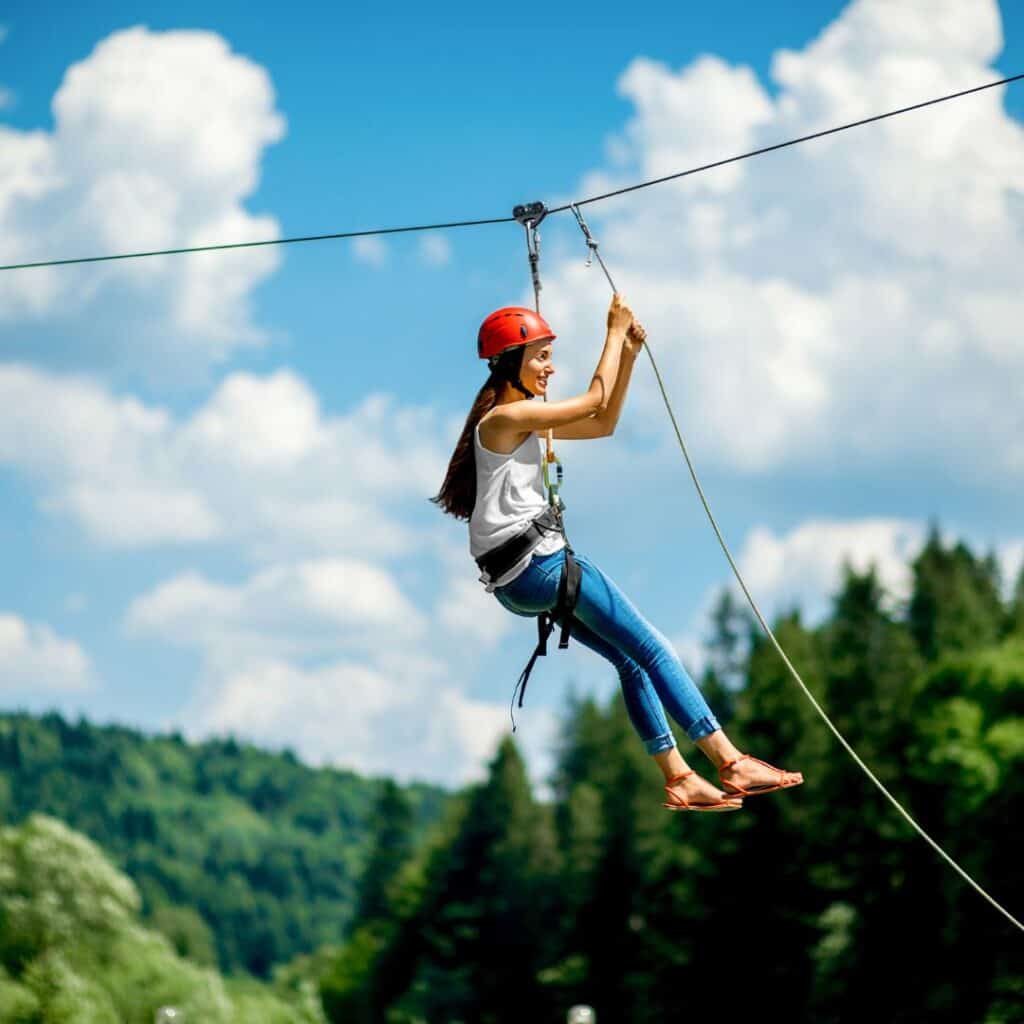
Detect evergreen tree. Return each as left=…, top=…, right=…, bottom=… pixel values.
left=557, top=696, right=656, bottom=1022
left=699, top=587, right=754, bottom=724
left=909, top=526, right=1003, bottom=660
left=705, top=587, right=754, bottom=692
left=370, top=737, right=562, bottom=1023
left=679, top=608, right=823, bottom=1018
left=904, top=641, right=1024, bottom=1022
left=352, top=780, right=415, bottom=929
left=807, top=562, right=933, bottom=1018
left=1007, top=562, right=1024, bottom=638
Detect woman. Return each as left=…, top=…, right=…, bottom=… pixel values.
left=431, top=294, right=803, bottom=812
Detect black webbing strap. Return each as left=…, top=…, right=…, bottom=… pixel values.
left=475, top=505, right=562, bottom=584
left=510, top=528, right=582, bottom=733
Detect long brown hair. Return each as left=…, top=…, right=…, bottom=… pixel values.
left=430, top=346, right=528, bottom=521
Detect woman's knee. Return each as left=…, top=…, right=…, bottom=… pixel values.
left=615, top=654, right=644, bottom=680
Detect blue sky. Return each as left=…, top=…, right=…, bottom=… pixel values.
left=1, top=0, right=1022, bottom=795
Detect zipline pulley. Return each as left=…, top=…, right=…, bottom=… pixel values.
left=513, top=201, right=547, bottom=313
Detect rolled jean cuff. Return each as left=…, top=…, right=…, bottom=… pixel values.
left=685, top=715, right=721, bottom=742
left=644, top=731, right=677, bottom=755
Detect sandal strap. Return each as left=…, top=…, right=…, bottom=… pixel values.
left=719, top=753, right=788, bottom=787
left=734, top=754, right=782, bottom=776
left=663, top=770, right=694, bottom=808
left=718, top=753, right=748, bottom=773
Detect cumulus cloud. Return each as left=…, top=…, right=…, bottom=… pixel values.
left=124, top=558, right=428, bottom=664
left=418, top=233, right=452, bottom=268
left=680, top=517, right=1024, bottom=669
left=0, top=354, right=544, bottom=787
left=125, top=552, right=554, bottom=789
left=173, top=649, right=559, bottom=790
left=108, top=493, right=572, bottom=789
left=735, top=517, right=927, bottom=622
left=436, top=574, right=513, bottom=648
left=0, top=26, right=285, bottom=382
left=351, top=235, right=388, bottom=267
left=999, top=540, right=1024, bottom=599
left=0, top=363, right=446, bottom=555
left=0, top=613, right=95, bottom=691
left=667, top=517, right=928, bottom=683
left=540, top=0, right=1024, bottom=483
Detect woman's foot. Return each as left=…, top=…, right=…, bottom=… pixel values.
left=718, top=753, right=803, bottom=797
left=663, top=770, right=744, bottom=812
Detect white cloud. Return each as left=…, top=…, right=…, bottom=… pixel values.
left=121, top=525, right=561, bottom=789
left=418, top=233, right=451, bottom=268
left=0, top=363, right=446, bottom=555
left=0, top=613, right=95, bottom=691
left=124, top=555, right=554, bottom=789
left=736, top=517, right=927, bottom=622
left=675, top=517, right=1024, bottom=681
left=177, top=647, right=560, bottom=790
left=436, top=574, right=513, bottom=648
left=173, top=649, right=556, bottom=789
left=667, top=517, right=925, bottom=687
left=0, top=26, right=285, bottom=380
left=124, top=558, right=428, bottom=664
left=996, top=539, right=1024, bottom=601
left=351, top=235, right=388, bottom=267
left=541, top=0, right=1024, bottom=483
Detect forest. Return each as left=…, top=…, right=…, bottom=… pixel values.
left=1, top=527, right=1022, bottom=1022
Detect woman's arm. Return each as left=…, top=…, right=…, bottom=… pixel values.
left=594, top=342, right=638, bottom=435
left=552, top=339, right=640, bottom=439
left=488, top=296, right=633, bottom=435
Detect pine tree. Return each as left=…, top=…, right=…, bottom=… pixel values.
left=909, top=526, right=1003, bottom=660
left=387, top=736, right=562, bottom=1023
left=1007, top=562, right=1024, bottom=638
left=352, top=780, right=415, bottom=929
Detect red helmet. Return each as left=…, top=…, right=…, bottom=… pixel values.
left=478, top=307, right=556, bottom=361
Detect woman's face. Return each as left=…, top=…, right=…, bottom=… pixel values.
left=520, top=337, right=555, bottom=396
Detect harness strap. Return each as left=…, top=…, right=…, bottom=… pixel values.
left=510, top=529, right=582, bottom=733
left=475, top=505, right=563, bottom=583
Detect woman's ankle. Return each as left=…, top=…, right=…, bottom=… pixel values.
left=652, top=746, right=690, bottom=781
left=693, top=730, right=743, bottom=769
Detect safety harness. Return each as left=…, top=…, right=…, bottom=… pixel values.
left=475, top=500, right=581, bottom=733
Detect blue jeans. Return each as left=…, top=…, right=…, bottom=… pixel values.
left=493, top=547, right=721, bottom=754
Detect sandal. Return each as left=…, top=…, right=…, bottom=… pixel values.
left=718, top=753, right=804, bottom=798
left=662, top=770, right=744, bottom=813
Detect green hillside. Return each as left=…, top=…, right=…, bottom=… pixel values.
left=0, top=715, right=452, bottom=977
left=0, top=813, right=327, bottom=1022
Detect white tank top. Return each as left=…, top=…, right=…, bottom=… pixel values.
left=469, top=418, right=566, bottom=592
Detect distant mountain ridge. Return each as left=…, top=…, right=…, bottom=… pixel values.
left=0, top=711, right=453, bottom=977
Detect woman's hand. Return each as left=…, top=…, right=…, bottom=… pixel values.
left=607, top=293, right=634, bottom=335
left=624, top=318, right=646, bottom=357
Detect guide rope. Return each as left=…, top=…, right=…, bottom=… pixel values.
left=567, top=204, right=1024, bottom=937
